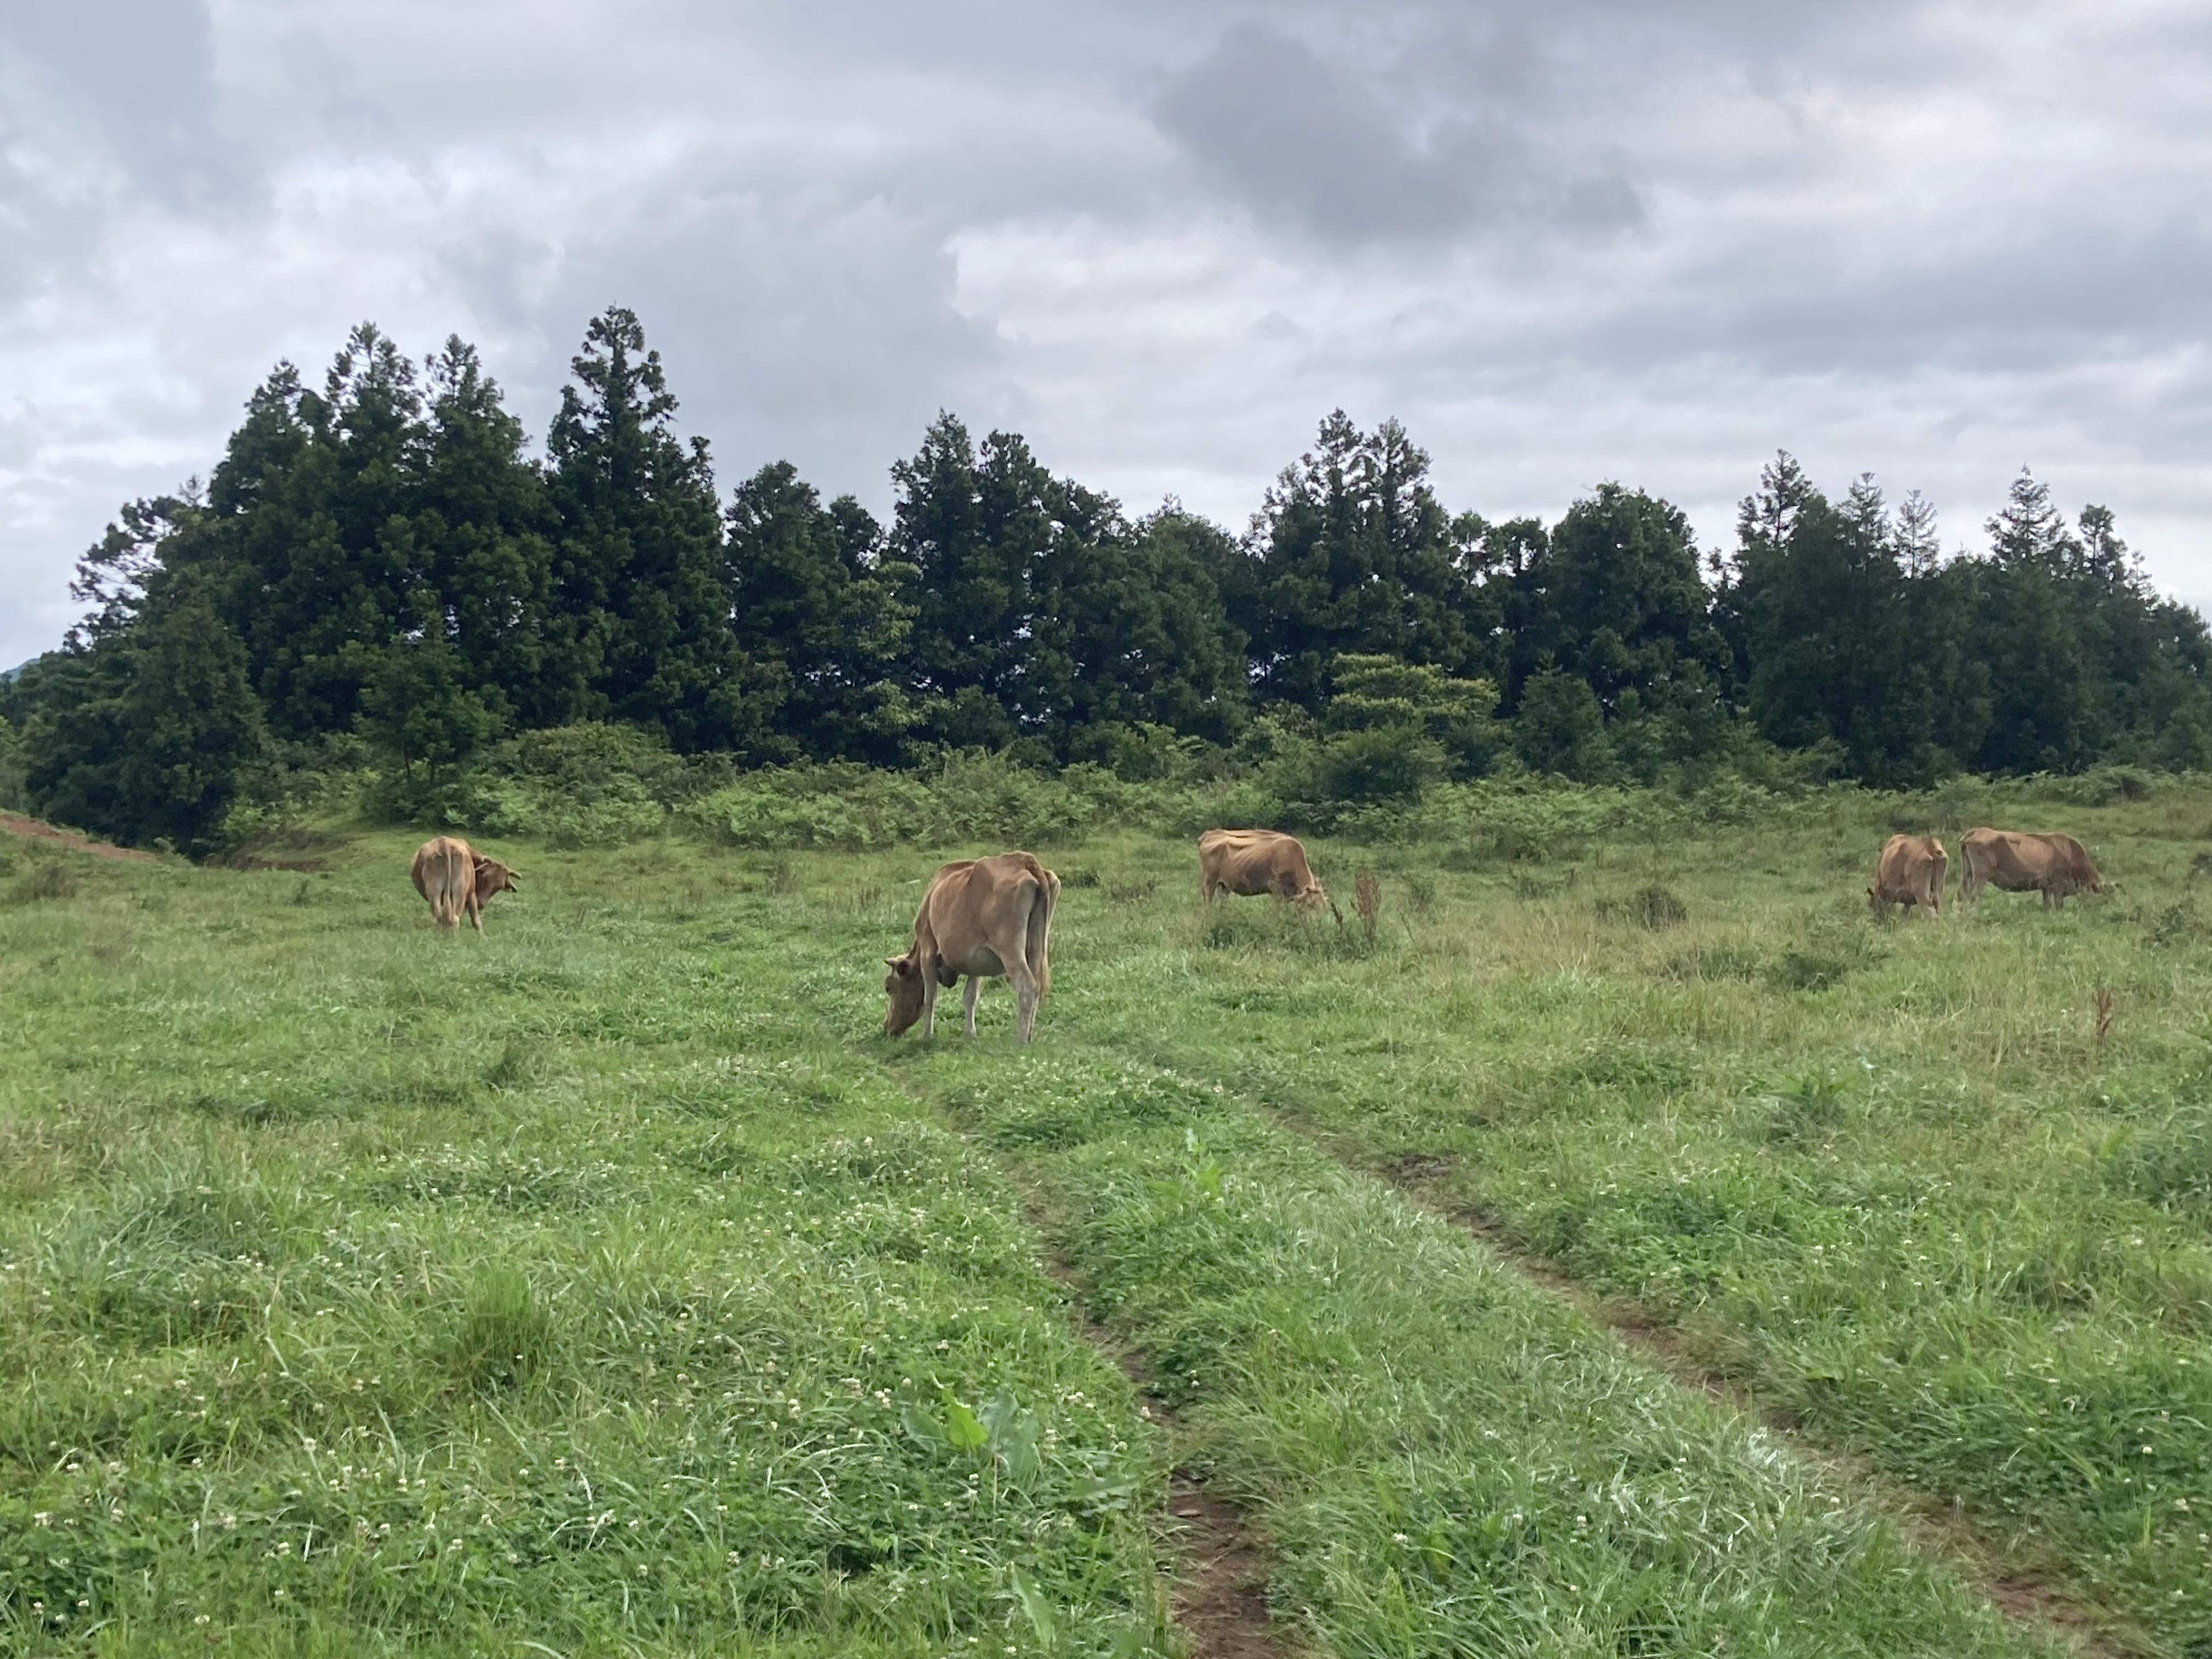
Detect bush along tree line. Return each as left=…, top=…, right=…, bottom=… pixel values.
left=4, top=308, right=2211, bottom=855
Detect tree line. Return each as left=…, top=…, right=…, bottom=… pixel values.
left=4, top=306, right=2209, bottom=854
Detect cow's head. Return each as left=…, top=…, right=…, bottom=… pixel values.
left=882, top=952, right=926, bottom=1036
left=473, top=856, right=519, bottom=905
left=1299, top=880, right=1344, bottom=927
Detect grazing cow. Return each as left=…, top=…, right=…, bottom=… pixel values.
left=1868, top=833, right=1946, bottom=919
left=883, top=851, right=1058, bottom=1043
left=410, top=836, right=520, bottom=934
left=1197, top=828, right=1342, bottom=923
left=1957, top=828, right=2105, bottom=910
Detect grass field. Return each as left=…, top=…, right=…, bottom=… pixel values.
left=2, top=784, right=2206, bottom=1655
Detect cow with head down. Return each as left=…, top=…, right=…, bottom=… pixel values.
left=884, top=851, right=1059, bottom=1043
left=1869, top=833, right=1946, bottom=919
left=1959, top=828, right=2105, bottom=910
left=1198, top=828, right=1342, bottom=923
left=410, top=836, right=520, bottom=934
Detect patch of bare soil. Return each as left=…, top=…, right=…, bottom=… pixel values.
left=0, top=812, right=158, bottom=862
left=1343, top=1138, right=2140, bottom=1659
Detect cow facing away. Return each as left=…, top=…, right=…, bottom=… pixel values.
left=1197, top=828, right=1342, bottom=924
left=1958, top=828, right=2104, bottom=910
left=884, top=851, right=1059, bottom=1043
left=410, top=836, right=520, bottom=934
left=1868, top=833, right=1946, bottom=919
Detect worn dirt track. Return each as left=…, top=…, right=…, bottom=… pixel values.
left=0, top=813, right=159, bottom=862
left=1350, top=1140, right=2137, bottom=1659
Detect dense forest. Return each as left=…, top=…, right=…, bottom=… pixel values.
left=4, top=306, right=2210, bottom=854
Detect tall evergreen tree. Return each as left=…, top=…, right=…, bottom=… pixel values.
left=726, top=460, right=915, bottom=764
left=891, top=415, right=1056, bottom=748
left=412, top=338, right=562, bottom=728
left=1236, top=413, right=1486, bottom=709
left=546, top=307, right=767, bottom=752
left=1970, top=470, right=2098, bottom=772
left=217, top=326, right=424, bottom=740
left=22, top=573, right=271, bottom=855
left=1731, top=468, right=1938, bottom=781
left=1508, top=482, right=1728, bottom=720
left=1027, top=505, right=1249, bottom=753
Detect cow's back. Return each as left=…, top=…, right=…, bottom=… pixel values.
left=1199, top=828, right=1309, bottom=898
left=916, top=853, right=1049, bottom=968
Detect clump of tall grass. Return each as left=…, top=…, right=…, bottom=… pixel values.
left=1596, top=883, right=1688, bottom=929
left=7, top=859, right=78, bottom=902
left=445, top=1265, right=554, bottom=1392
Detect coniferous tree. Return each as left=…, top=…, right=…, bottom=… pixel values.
left=1026, top=505, right=1248, bottom=755
left=219, top=328, right=424, bottom=740
left=1237, top=413, right=1486, bottom=709
left=891, top=416, right=1056, bottom=748
left=411, top=338, right=562, bottom=728
left=726, top=460, right=915, bottom=764
left=1971, top=470, right=2098, bottom=773
left=1509, top=482, right=1729, bottom=727
left=546, top=307, right=768, bottom=752
left=1733, top=470, right=1937, bottom=782
left=23, top=574, right=270, bottom=854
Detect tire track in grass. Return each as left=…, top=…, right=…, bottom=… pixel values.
left=1031, top=1226, right=1286, bottom=1659
left=1345, top=1144, right=2137, bottom=1659
left=899, top=1041, right=2069, bottom=1659
left=883, top=1056, right=1289, bottom=1659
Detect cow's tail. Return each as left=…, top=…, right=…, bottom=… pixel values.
left=1029, top=870, right=1058, bottom=1000
left=428, top=845, right=468, bottom=930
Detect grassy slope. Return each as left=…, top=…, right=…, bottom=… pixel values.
left=0, top=802, right=2152, bottom=1656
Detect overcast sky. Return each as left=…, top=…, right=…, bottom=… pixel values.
left=3, top=0, right=2208, bottom=667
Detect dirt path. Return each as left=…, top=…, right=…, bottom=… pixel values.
left=0, top=813, right=159, bottom=862
left=1027, top=1231, right=1287, bottom=1659
left=1322, top=1136, right=2138, bottom=1659
left=887, top=1065, right=1290, bottom=1657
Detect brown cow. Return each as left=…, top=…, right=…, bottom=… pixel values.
left=410, top=836, right=520, bottom=934
left=1957, top=827, right=2104, bottom=910
left=1867, top=833, right=1946, bottom=919
left=883, top=851, right=1059, bottom=1043
left=1197, top=828, right=1342, bottom=923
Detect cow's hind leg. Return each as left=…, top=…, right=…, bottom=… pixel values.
left=963, top=975, right=981, bottom=1038
left=1008, top=953, right=1042, bottom=1044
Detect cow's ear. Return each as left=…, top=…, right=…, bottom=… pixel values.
left=885, top=957, right=904, bottom=970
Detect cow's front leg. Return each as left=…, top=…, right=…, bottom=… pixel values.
left=920, top=974, right=940, bottom=1039
left=963, top=975, right=981, bottom=1037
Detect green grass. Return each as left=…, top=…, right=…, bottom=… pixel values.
left=1040, top=798, right=2212, bottom=1653
left=0, top=837, right=1165, bottom=1655
left=3, top=791, right=2200, bottom=1654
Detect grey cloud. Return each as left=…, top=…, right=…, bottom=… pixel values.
left=5, top=0, right=2212, bottom=665
left=0, top=0, right=246, bottom=208
left=1153, top=19, right=1644, bottom=242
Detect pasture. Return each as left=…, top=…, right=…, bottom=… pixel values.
left=3, top=782, right=2210, bottom=1656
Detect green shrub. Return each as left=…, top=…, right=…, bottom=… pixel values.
left=450, top=722, right=724, bottom=846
